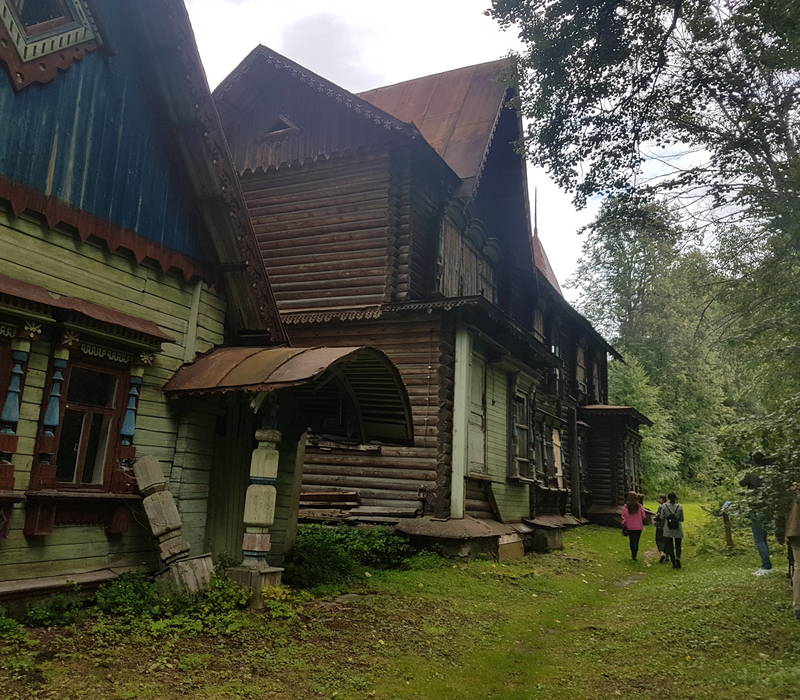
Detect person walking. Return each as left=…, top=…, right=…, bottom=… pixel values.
left=740, top=471, right=775, bottom=576
left=660, top=492, right=684, bottom=569
left=621, top=491, right=646, bottom=561
left=654, top=495, right=668, bottom=563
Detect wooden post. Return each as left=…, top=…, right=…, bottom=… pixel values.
left=722, top=512, right=734, bottom=550
left=450, top=327, right=471, bottom=519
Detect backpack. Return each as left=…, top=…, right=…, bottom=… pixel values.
left=665, top=504, right=680, bottom=530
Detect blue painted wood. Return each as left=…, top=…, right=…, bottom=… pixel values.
left=0, top=1, right=205, bottom=260
left=42, top=358, right=66, bottom=437
left=0, top=349, right=27, bottom=434
left=120, top=375, right=141, bottom=447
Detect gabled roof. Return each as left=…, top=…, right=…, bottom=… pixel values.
left=358, top=59, right=511, bottom=188
left=214, top=45, right=421, bottom=141
left=137, top=1, right=286, bottom=342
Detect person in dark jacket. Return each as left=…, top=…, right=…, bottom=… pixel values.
left=659, top=492, right=684, bottom=569
left=654, top=495, right=668, bottom=563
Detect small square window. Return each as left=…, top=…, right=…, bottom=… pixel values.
left=9, top=0, right=73, bottom=34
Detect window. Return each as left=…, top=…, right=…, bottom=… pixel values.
left=53, top=363, right=124, bottom=488
left=9, top=0, right=73, bottom=34
left=511, top=393, right=532, bottom=478
left=552, top=428, right=564, bottom=489
left=532, top=308, right=545, bottom=343
left=576, top=344, right=587, bottom=394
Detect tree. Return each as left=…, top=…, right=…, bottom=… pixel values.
left=571, top=198, right=732, bottom=481
left=489, top=0, right=800, bottom=239
left=608, top=355, right=680, bottom=491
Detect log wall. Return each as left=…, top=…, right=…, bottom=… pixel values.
left=287, top=313, right=454, bottom=516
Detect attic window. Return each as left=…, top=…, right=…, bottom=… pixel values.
left=263, top=115, right=301, bottom=139
left=0, top=0, right=103, bottom=91
left=9, top=0, right=73, bottom=34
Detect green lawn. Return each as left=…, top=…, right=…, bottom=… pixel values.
left=2, top=504, right=798, bottom=699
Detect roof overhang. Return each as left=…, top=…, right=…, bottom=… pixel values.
left=579, top=404, right=652, bottom=427
left=164, top=345, right=413, bottom=444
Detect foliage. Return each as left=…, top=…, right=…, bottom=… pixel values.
left=260, top=585, right=312, bottom=621
left=720, top=393, right=800, bottom=525
left=608, top=355, right=680, bottom=491
left=0, top=609, right=27, bottom=640
left=489, top=0, right=800, bottom=233
left=24, top=589, right=83, bottom=627
left=283, top=524, right=415, bottom=589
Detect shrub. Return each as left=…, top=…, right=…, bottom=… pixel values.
left=0, top=608, right=26, bottom=639
left=283, top=524, right=416, bottom=588
left=94, top=573, right=165, bottom=618
left=24, top=591, right=82, bottom=627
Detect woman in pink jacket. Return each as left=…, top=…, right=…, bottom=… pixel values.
left=621, top=491, right=646, bottom=561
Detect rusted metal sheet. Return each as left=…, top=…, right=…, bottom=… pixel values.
left=0, top=272, right=173, bottom=342
left=164, top=345, right=413, bottom=445
left=532, top=234, right=562, bottom=295
left=358, top=59, right=510, bottom=182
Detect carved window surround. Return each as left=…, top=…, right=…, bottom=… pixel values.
left=0, top=283, right=169, bottom=538
left=0, top=0, right=105, bottom=91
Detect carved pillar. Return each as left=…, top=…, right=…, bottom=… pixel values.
left=241, top=428, right=280, bottom=567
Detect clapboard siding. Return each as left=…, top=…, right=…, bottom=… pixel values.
left=288, top=314, right=449, bottom=513
left=0, top=215, right=227, bottom=582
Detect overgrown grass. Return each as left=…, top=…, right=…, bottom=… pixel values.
left=1, top=506, right=797, bottom=699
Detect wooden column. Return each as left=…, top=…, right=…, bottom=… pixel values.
left=241, top=428, right=281, bottom=567
left=450, top=327, right=471, bottom=519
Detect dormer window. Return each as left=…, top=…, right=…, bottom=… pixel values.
left=0, top=0, right=103, bottom=91
left=263, top=115, right=301, bottom=139
left=9, top=0, right=73, bottom=34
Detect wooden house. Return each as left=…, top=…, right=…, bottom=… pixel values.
left=214, top=47, right=650, bottom=546
left=0, top=1, right=411, bottom=601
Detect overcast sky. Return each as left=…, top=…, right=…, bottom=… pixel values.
left=185, top=0, right=598, bottom=299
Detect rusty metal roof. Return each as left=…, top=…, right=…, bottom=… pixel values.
left=0, top=273, right=172, bottom=343
left=164, top=345, right=413, bottom=444
left=358, top=59, right=510, bottom=183
left=532, top=235, right=562, bottom=295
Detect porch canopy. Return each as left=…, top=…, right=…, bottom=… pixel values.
left=164, top=346, right=413, bottom=444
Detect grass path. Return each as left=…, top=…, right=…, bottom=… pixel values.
left=2, top=504, right=799, bottom=699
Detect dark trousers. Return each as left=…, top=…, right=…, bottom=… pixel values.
left=628, top=529, right=642, bottom=559
left=665, top=537, right=682, bottom=564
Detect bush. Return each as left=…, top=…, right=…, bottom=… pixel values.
left=0, top=608, right=26, bottom=639
left=283, top=524, right=415, bottom=588
left=94, top=573, right=165, bottom=618
left=24, top=590, right=83, bottom=627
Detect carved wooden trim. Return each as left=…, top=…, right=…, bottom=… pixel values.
left=0, top=175, right=217, bottom=284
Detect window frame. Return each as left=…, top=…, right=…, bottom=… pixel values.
left=43, top=355, right=127, bottom=492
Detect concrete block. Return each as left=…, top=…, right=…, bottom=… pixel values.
left=496, top=533, right=525, bottom=561
left=133, top=455, right=166, bottom=495
left=142, top=490, right=182, bottom=537
left=243, top=484, right=276, bottom=527
left=531, top=528, right=564, bottom=553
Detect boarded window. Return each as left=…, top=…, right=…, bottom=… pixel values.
left=552, top=428, right=564, bottom=489
left=532, top=307, right=545, bottom=343
left=467, top=353, right=487, bottom=473
left=576, top=344, right=587, bottom=394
